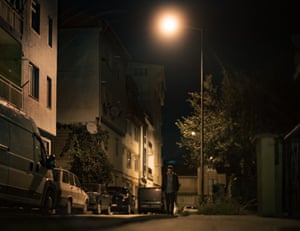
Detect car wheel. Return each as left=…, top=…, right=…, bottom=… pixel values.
left=96, top=202, right=101, bottom=214
left=107, top=205, right=111, bottom=215
left=42, top=190, right=55, bottom=215
left=82, top=200, right=88, bottom=214
left=127, top=205, right=131, bottom=214
left=66, top=199, right=72, bottom=215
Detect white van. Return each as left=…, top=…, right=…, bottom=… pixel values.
left=0, top=100, right=56, bottom=214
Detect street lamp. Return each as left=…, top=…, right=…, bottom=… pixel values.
left=155, top=9, right=205, bottom=204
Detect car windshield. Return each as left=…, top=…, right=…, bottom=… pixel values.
left=83, top=184, right=100, bottom=192
left=107, top=187, right=129, bottom=195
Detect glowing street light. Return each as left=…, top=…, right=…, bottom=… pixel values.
left=160, top=15, right=179, bottom=35
left=153, top=7, right=205, bottom=204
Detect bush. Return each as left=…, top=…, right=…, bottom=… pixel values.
left=198, top=201, right=242, bottom=215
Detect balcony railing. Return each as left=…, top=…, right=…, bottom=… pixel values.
left=0, top=0, right=22, bottom=38
left=0, top=74, right=22, bottom=109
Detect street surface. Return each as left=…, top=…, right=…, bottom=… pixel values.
left=1, top=208, right=300, bottom=231
left=108, top=215, right=300, bottom=231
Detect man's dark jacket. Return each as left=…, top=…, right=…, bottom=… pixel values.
left=162, top=173, right=180, bottom=193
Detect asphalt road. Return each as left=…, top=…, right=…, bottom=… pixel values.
left=1, top=208, right=300, bottom=231
left=107, top=215, right=300, bottom=231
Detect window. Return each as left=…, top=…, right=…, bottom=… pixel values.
left=147, top=167, right=153, bottom=180
left=126, top=120, right=132, bottom=136
left=10, top=124, right=32, bottom=159
left=62, top=171, right=69, bottom=183
left=31, top=0, right=40, bottom=33
left=7, top=0, right=23, bottom=10
left=29, top=63, right=39, bottom=100
left=143, top=148, right=146, bottom=175
left=134, top=126, right=139, bottom=142
left=127, top=151, right=131, bottom=169
left=42, top=137, right=51, bottom=155
left=48, top=17, right=53, bottom=47
left=134, top=156, right=139, bottom=172
left=47, top=77, right=52, bottom=108
left=115, top=138, right=119, bottom=156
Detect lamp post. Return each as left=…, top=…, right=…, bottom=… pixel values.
left=189, top=26, right=204, bottom=204
left=155, top=10, right=205, bottom=204
left=199, top=27, right=204, bottom=205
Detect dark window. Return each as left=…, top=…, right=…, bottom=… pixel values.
left=10, top=123, right=32, bottom=159
left=62, top=171, right=69, bottom=183
left=31, top=0, right=40, bottom=33
left=7, top=0, right=22, bottom=10
left=47, top=77, right=52, bottom=108
left=48, top=17, right=53, bottom=47
left=30, top=63, right=39, bottom=100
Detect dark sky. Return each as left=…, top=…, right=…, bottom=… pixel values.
left=61, top=0, right=299, bottom=161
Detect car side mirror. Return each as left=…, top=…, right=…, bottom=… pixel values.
left=46, top=155, right=56, bottom=169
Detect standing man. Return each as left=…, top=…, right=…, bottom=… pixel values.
left=162, top=164, right=180, bottom=216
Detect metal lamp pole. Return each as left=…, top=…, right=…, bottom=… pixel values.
left=190, top=25, right=204, bottom=204
left=189, top=25, right=204, bottom=204
left=157, top=14, right=205, bottom=204
left=200, top=29, right=204, bottom=204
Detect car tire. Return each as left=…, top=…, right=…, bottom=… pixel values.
left=66, top=199, right=72, bottom=215
left=95, top=202, right=101, bottom=214
left=127, top=205, right=131, bottom=214
left=107, top=205, right=111, bottom=215
left=42, top=190, right=55, bottom=215
left=82, top=200, right=88, bottom=214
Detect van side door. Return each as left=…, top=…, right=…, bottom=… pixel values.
left=0, top=116, right=9, bottom=194
left=8, top=122, right=34, bottom=202
left=29, top=135, right=52, bottom=201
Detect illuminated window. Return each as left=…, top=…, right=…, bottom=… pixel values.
left=134, top=156, right=139, bottom=172
left=127, top=151, right=131, bottom=169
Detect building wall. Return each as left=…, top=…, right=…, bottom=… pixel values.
left=56, top=19, right=145, bottom=198
left=57, top=28, right=100, bottom=124
left=127, top=62, right=166, bottom=187
left=0, top=0, right=58, bottom=155
left=22, top=0, right=57, bottom=138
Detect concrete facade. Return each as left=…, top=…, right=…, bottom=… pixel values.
left=127, top=62, right=166, bottom=187
left=0, top=0, right=58, bottom=153
left=56, top=15, right=165, bottom=198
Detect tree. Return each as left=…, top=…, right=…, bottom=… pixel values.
left=176, top=75, right=226, bottom=168
left=175, top=72, right=258, bottom=201
left=61, top=124, right=113, bottom=185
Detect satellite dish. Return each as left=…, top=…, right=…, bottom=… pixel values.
left=86, top=122, right=98, bottom=134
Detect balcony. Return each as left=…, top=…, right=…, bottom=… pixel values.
left=0, top=0, right=23, bottom=40
left=0, top=74, right=22, bottom=109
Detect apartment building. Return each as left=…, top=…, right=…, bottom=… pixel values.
left=56, top=12, right=165, bottom=197
left=0, top=0, right=58, bottom=152
left=127, top=62, right=166, bottom=187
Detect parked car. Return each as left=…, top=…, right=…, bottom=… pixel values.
left=138, top=187, right=164, bottom=214
left=82, top=183, right=112, bottom=214
left=107, top=186, right=135, bottom=214
left=53, top=168, right=89, bottom=214
left=182, top=205, right=198, bottom=214
left=0, top=100, right=56, bottom=214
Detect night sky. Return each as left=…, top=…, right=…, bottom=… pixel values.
left=60, top=0, right=299, bottom=162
